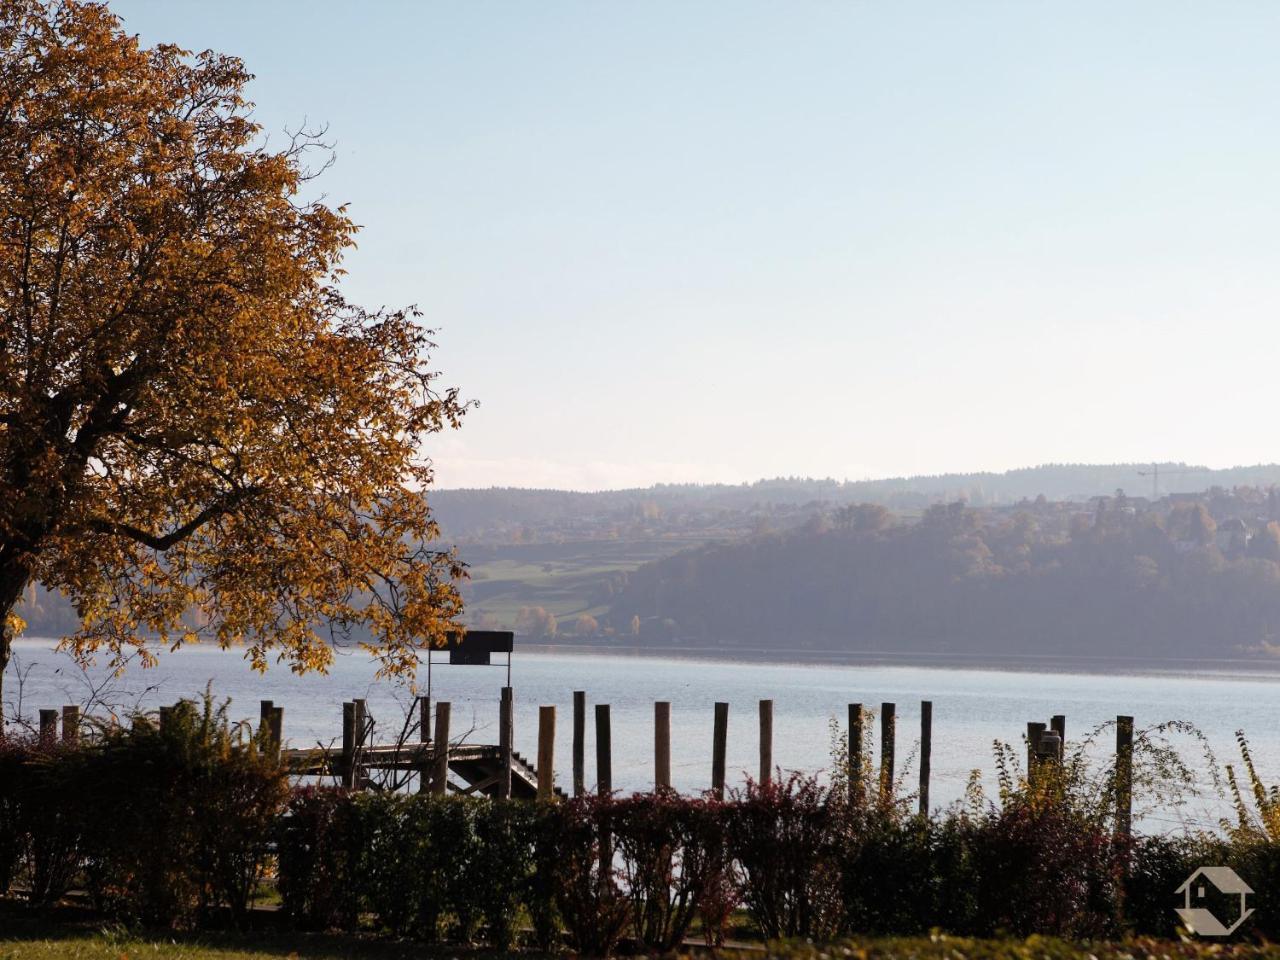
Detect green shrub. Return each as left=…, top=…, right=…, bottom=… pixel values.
left=78, top=697, right=288, bottom=928
left=276, top=786, right=370, bottom=931
left=471, top=798, right=536, bottom=950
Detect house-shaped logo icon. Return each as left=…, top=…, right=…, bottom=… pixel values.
left=1176, top=866, right=1254, bottom=937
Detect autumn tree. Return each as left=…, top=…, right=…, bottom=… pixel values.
left=0, top=0, right=467, bottom=723
left=514, top=606, right=557, bottom=638
left=571, top=613, right=598, bottom=637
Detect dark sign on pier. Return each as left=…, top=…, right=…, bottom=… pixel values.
left=446, top=630, right=514, bottom=665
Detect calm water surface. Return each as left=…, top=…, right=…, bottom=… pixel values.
left=9, top=639, right=1279, bottom=831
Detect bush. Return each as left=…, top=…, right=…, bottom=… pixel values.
left=471, top=799, right=536, bottom=950
left=5, top=736, right=85, bottom=906
left=968, top=799, right=1125, bottom=938
left=838, top=810, right=977, bottom=936
left=727, top=774, right=841, bottom=940
left=611, top=790, right=727, bottom=951
left=276, top=786, right=369, bottom=931
left=78, top=697, right=288, bottom=928
left=538, top=796, right=629, bottom=956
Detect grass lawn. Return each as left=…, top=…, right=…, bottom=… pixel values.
left=4, top=918, right=1278, bottom=960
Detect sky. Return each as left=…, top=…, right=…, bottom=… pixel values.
left=111, top=2, right=1280, bottom=490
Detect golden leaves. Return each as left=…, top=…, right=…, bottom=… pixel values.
left=0, top=0, right=469, bottom=684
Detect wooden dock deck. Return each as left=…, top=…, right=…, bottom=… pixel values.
left=281, top=741, right=560, bottom=799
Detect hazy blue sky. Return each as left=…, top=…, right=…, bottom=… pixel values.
left=112, top=2, right=1280, bottom=490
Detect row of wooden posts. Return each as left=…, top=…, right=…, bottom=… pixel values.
left=33, top=698, right=1138, bottom=836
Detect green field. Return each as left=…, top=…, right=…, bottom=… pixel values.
left=459, top=537, right=703, bottom=627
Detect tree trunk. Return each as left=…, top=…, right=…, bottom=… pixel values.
left=0, top=562, right=34, bottom=735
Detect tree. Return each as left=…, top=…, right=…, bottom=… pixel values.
left=0, top=1, right=467, bottom=723
left=571, top=613, right=598, bottom=637
left=515, top=606, right=557, bottom=638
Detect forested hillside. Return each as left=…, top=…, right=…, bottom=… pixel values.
left=605, top=490, right=1280, bottom=661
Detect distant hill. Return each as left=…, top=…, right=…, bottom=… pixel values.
left=429, top=463, right=1280, bottom=543
left=23, top=464, right=1280, bottom=651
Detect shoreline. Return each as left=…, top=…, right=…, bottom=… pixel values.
left=15, top=636, right=1280, bottom=683
left=517, top=639, right=1280, bottom=680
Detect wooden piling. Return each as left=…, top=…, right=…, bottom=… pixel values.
left=61, top=705, right=79, bottom=745
left=417, top=695, right=431, bottom=793
left=1051, top=714, right=1066, bottom=759
left=431, top=701, right=451, bottom=796
left=849, top=703, right=863, bottom=804
left=537, top=706, right=556, bottom=800
left=341, top=701, right=356, bottom=788
left=259, top=700, right=273, bottom=738
left=268, top=707, right=283, bottom=761
left=499, top=687, right=514, bottom=800
left=655, top=701, right=671, bottom=791
left=259, top=700, right=281, bottom=760
left=1027, top=721, right=1046, bottom=784
left=712, top=701, right=728, bottom=799
left=39, top=709, right=57, bottom=743
left=595, top=704, right=612, bottom=796
left=879, top=702, right=896, bottom=800
left=1116, top=715, right=1134, bottom=837
left=759, top=699, right=774, bottom=786
left=919, top=700, right=932, bottom=816
left=573, top=691, right=586, bottom=797
left=353, top=699, right=367, bottom=749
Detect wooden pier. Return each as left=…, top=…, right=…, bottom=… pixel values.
left=281, top=741, right=558, bottom=799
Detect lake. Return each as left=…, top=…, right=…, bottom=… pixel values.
left=7, top=638, right=1278, bottom=831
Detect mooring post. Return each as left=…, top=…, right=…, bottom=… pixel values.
left=61, top=705, right=79, bottom=745
left=919, top=700, right=932, bottom=816
left=879, top=702, right=896, bottom=800
left=268, top=707, right=283, bottom=762
left=712, top=701, right=728, bottom=799
left=655, top=700, right=671, bottom=791
left=341, top=701, right=356, bottom=788
left=259, top=700, right=273, bottom=739
left=572, top=691, right=586, bottom=797
left=431, top=701, right=452, bottom=796
left=595, top=703, right=614, bottom=879
left=499, top=686, right=514, bottom=800
left=849, top=702, right=863, bottom=805
left=353, top=699, right=367, bottom=750
left=758, top=699, right=773, bottom=786
left=1027, top=721, right=1046, bottom=785
left=416, top=695, right=431, bottom=793
left=537, top=705, right=556, bottom=800
left=38, top=709, right=57, bottom=744
left=1051, top=714, right=1066, bottom=759
left=1116, top=714, right=1134, bottom=838
left=595, top=704, right=612, bottom=795
left=158, top=704, right=173, bottom=732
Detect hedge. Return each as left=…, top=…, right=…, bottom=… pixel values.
left=3, top=713, right=1279, bottom=952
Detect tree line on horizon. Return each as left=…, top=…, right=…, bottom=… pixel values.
left=429, top=464, right=1280, bottom=545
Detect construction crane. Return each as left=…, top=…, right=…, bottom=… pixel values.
left=1136, top=463, right=1208, bottom=501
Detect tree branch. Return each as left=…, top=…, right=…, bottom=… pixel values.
left=87, top=487, right=259, bottom=552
